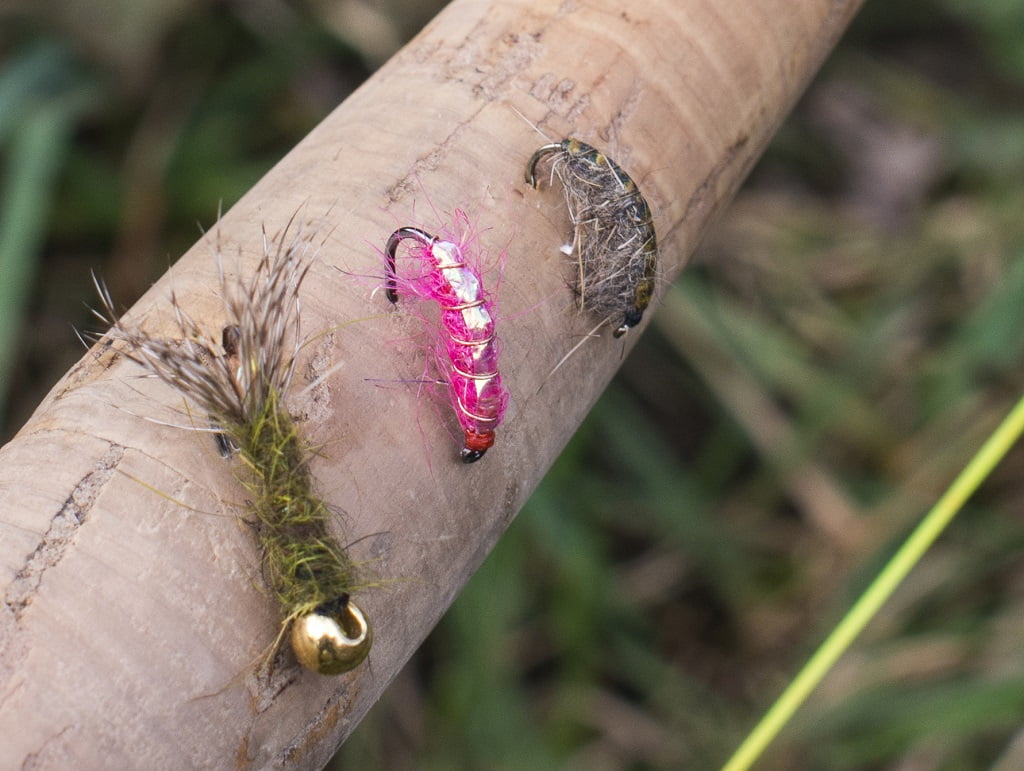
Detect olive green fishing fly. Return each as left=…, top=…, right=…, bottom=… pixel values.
left=93, top=215, right=371, bottom=676
left=526, top=137, right=658, bottom=338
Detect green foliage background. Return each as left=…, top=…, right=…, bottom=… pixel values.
left=3, top=2, right=1024, bottom=768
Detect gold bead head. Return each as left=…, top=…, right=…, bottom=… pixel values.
left=290, top=597, right=371, bottom=675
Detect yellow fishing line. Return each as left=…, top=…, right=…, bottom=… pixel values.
left=723, top=392, right=1024, bottom=771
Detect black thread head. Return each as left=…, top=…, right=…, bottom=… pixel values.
left=461, top=447, right=487, bottom=463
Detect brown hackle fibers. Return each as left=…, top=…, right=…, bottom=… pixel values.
left=92, top=213, right=371, bottom=675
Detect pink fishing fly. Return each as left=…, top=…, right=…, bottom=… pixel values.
left=384, top=216, right=509, bottom=463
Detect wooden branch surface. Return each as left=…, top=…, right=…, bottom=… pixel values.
left=0, top=0, right=862, bottom=766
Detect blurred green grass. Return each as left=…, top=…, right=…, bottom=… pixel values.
left=3, top=2, right=1024, bottom=769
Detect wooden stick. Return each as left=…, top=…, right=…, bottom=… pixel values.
left=0, top=0, right=863, bottom=765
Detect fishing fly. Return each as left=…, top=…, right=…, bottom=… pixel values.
left=384, top=213, right=509, bottom=463
left=93, top=214, right=371, bottom=675
left=526, top=137, right=658, bottom=338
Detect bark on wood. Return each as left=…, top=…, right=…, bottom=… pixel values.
left=0, top=0, right=863, bottom=766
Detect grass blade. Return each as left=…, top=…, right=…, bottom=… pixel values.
left=722, top=392, right=1024, bottom=771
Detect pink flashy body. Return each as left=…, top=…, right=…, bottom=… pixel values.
left=386, top=218, right=509, bottom=462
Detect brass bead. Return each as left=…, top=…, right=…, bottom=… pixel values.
left=290, top=598, right=371, bottom=675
